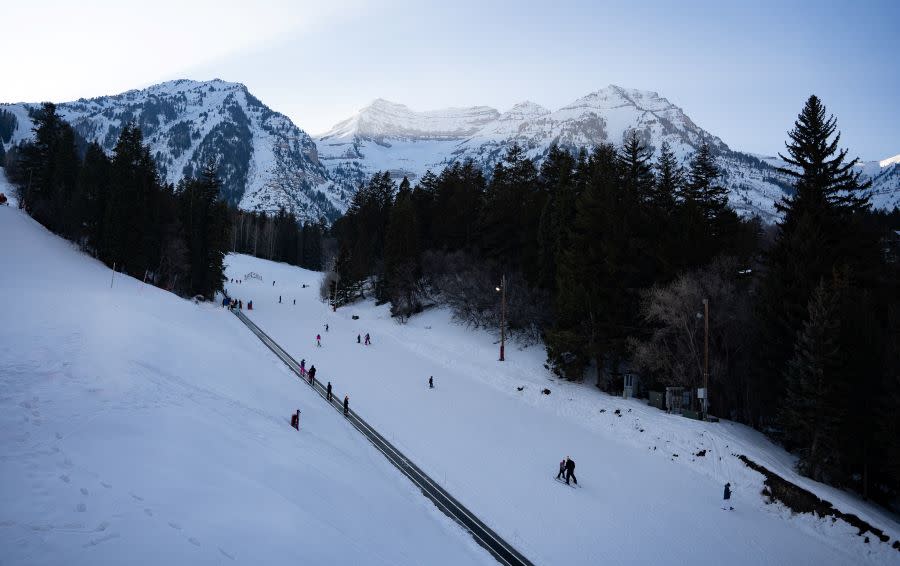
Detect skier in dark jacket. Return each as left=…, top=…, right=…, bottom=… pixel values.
left=308, top=365, right=316, bottom=385
left=300, top=359, right=306, bottom=376
left=556, top=458, right=566, bottom=480
left=326, top=381, right=332, bottom=402
left=428, top=376, right=434, bottom=389
left=723, top=483, right=733, bottom=509
left=357, top=334, right=361, bottom=344
left=565, top=457, right=577, bottom=485
left=343, top=395, right=349, bottom=416
left=364, top=333, right=371, bottom=346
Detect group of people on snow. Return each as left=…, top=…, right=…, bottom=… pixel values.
left=556, top=456, right=577, bottom=485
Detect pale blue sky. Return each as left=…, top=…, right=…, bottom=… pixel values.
left=5, top=0, right=898, bottom=160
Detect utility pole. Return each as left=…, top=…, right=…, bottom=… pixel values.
left=703, top=297, right=709, bottom=418
left=497, top=274, right=507, bottom=362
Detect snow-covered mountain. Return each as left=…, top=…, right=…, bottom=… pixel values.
left=1, top=80, right=343, bottom=222
left=756, top=153, right=900, bottom=211
left=317, top=86, right=898, bottom=219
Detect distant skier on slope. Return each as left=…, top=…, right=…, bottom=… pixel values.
left=343, top=395, right=349, bottom=416
left=325, top=323, right=329, bottom=332
left=357, top=334, right=361, bottom=344
left=565, top=456, right=577, bottom=485
left=364, top=333, right=371, bottom=346
left=316, top=334, right=322, bottom=347
left=308, top=365, right=316, bottom=385
left=556, top=458, right=566, bottom=480
left=327, top=381, right=332, bottom=402
left=723, top=483, right=733, bottom=510
left=428, top=376, right=434, bottom=389
left=300, top=359, right=306, bottom=376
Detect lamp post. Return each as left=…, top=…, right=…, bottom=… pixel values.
left=496, top=274, right=506, bottom=362
left=703, top=298, right=709, bottom=418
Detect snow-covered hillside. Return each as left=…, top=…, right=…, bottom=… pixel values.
left=0, top=171, right=492, bottom=565
left=1, top=80, right=343, bottom=222
left=756, top=153, right=900, bottom=210
left=318, top=86, right=898, bottom=219
left=223, top=256, right=899, bottom=565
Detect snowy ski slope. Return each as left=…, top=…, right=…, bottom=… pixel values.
left=0, top=172, right=493, bottom=565
left=225, top=254, right=900, bottom=566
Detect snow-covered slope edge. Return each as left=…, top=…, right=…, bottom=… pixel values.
left=1, top=79, right=343, bottom=222
left=0, top=169, right=492, bottom=565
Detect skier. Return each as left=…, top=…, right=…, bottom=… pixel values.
left=556, top=458, right=566, bottom=480
left=428, top=376, right=434, bottom=389
left=316, top=334, right=322, bottom=347
left=565, top=456, right=577, bottom=485
left=290, top=409, right=300, bottom=430
left=248, top=300, right=253, bottom=310
left=327, top=381, right=333, bottom=402
left=279, top=295, right=282, bottom=304
left=325, top=323, right=329, bottom=332
left=343, top=395, right=349, bottom=416
left=364, top=333, right=371, bottom=346
left=357, top=334, right=361, bottom=344
left=238, top=300, right=242, bottom=310
left=293, top=299, right=296, bottom=305
left=723, top=483, right=733, bottom=510
left=273, top=280, right=275, bottom=286
left=299, top=359, right=306, bottom=377
left=308, top=365, right=316, bottom=385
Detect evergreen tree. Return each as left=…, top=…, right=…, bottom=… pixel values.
left=479, top=144, right=539, bottom=274
left=384, top=178, right=422, bottom=319
left=652, top=141, right=681, bottom=212
left=754, top=95, right=873, bottom=427
left=178, top=162, right=228, bottom=298
left=780, top=275, right=847, bottom=482
left=74, top=142, right=111, bottom=251
left=536, top=146, right=577, bottom=291
left=618, top=130, right=655, bottom=203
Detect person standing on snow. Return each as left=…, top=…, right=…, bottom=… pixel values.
left=364, top=333, right=371, bottom=346
left=723, top=483, right=733, bottom=510
left=556, top=458, right=566, bottom=480
left=565, top=456, right=577, bottom=485
left=343, top=395, right=349, bottom=416
left=316, top=334, right=321, bottom=347
left=357, top=334, right=361, bottom=344
left=300, top=359, right=306, bottom=376
left=279, top=295, right=282, bottom=303
left=327, top=381, right=332, bottom=402
left=428, top=376, right=434, bottom=389
left=308, top=365, right=316, bottom=385
left=325, top=323, right=329, bottom=332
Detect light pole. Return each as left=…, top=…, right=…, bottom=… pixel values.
left=496, top=274, right=506, bottom=362
left=703, top=298, right=709, bottom=418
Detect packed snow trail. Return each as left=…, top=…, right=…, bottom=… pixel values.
left=231, top=309, right=535, bottom=566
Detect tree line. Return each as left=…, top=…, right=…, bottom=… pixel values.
left=4, top=103, right=229, bottom=300
left=330, top=96, right=899, bottom=506
left=229, top=208, right=327, bottom=272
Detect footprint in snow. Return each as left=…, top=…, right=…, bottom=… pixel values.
left=100, top=482, right=112, bottom=489
left=168, top=522, right=182, bottom=531
left=59, top=474, right=70, bottom=484
left=130, top=493, right=144, bottom=501
left=80, top=488, right=89, bottom=496
left=76, top=503, right=87, bottom=512
left=188, top=537, right=200, bottom=546
left=144, top=508, right=153, bottom=516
